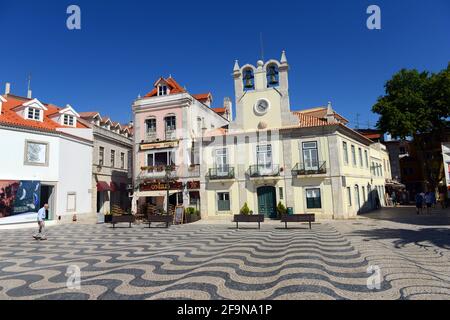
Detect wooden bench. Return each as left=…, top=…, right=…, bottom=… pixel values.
left=281, top=214, right=315, bottom=229
left=111, top=215, right=135, bottom=228
left=147, top=214, right=173, bottom=228
left=233, top=214, right=265, bottom=229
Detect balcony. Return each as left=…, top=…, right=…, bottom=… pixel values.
left=139, top=165, right=178, bottom=180
left=165, top=130, right=176, bottom=141
left=208, top=166, right=235, bottom=180
left=185, top=164, right=201, bottom=178
left=292, top=162, right=327, bottom=176
left=145, top=131, right=158, bottom=142
left=248, top=164, right=280, bottom=178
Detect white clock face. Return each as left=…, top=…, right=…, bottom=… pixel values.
left=254, top=99, right=270, bottom=115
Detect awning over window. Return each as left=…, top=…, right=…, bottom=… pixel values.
left=97, top=181, right=111, bottom=191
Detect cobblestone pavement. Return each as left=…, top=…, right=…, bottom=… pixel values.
left=0, top=207, right=449, bottom=300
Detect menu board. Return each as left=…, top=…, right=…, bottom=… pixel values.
left=174, top=206, right=184, bottom=225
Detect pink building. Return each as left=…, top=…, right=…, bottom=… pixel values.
left=131, top=77, right=230, bottom=215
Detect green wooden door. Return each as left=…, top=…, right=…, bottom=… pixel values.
left=257, top=186, right=277, bottom=218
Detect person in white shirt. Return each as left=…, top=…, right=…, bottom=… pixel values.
left=33, top=204, right=48, bottom=240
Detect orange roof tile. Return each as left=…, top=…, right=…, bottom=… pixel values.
left=211, top=107, right=226, bottom=114
left=145, top=77, right=186, bottom=98
left=296, top=107, right=349, bottom=124
left=0, top=95, right=89, bottom=132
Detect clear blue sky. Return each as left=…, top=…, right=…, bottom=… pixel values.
left=1, top=0, right=449, bottom=128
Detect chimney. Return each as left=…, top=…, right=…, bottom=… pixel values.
left=27, top=89, right=32, bottom=99
left=5, top=83, right=10, bottom=95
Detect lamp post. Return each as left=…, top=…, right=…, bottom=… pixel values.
left=164, top=165, right=178, bottom=214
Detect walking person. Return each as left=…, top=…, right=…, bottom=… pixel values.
left=33, top=204, right=48, bottom=240
left=391, top=191, right=397, bottom=207
left=415, top=193, right=423, bottom=215
left=424, top=191, right=433, bottom=214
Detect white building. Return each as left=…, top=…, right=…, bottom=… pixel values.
left=442, top=142, right=450, bottom=196
left=0, top=85, right=93, bottom=225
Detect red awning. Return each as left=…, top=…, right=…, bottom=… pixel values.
left=97, top=181, right=111, bottom=191
left=110, top=182, right=119, bottom=192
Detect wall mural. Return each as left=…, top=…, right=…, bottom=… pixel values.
left=0, top=180, right=41, bottom=219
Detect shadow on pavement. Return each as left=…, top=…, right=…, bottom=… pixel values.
left=360, top=206, right=450, bottom=226
left=351, top=227, right=450, bottom=249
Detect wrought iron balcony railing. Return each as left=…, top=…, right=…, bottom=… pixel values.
left=139, top=165, right=178, bottom=180
left=292, top=162, right=327, bottom=176
left=248, top=164, right=280, bottom=177
left=165, top=130, right=176, bottom=141
left=208, top=166, right=235, bottom=180
left=145, top=131, right=157, bottom=142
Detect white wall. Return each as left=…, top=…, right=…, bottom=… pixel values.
left=58, top=136, right=93, bottom=216
left=0, top=128, right=60, bottom=181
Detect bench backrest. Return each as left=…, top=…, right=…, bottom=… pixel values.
left=234, top=214, right=265, bottom=222
left=281, top=214, right=315, bottom=222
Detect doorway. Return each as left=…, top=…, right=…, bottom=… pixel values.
left=257, top=186, right=277, bottom=219
left=40, top=185, right=54, bottom=220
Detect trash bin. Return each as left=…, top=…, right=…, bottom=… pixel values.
left=287, top=207, right=294, bottom=215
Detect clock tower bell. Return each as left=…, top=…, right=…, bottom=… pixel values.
left=230, top=51, right=298, bottom=131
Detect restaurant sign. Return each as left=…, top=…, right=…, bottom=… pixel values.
left=140, top=141, right=179, bottom=151
left=140, top=181, right=201, bottom=192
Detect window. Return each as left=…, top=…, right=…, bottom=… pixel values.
left=279, top=187, right=284, bottom=200
left=347, top=187, right=352, bottom=206
left=111, top=150, right=115, bottom=168
left=215, top=148, right=228, bottom=175
left=217, top=192, right=230, bottom=211
left=158, top=85, right=168, bottom=96
left=63, top=114, right=75, bottom=126
left=27, top=107, right=41, bottom=121
left=362, top=186, right=366, bottom=202
left=99, top=147, right=104, bottom=166
left=364, top=150, right=369, bottom=168
left=302, top=141, right=319, bottom=170
left=146, top=118, right=156, bottom=133
left=306, top=188, right=321, bottom=209
left=358, top=148, right=363, bottom=167
left=120, top=152, right=125, bottom=169
left=127, top=151, right=132, bottom=172
left=147, top=150, right=175, bottom=167
left=165, top=116, right=176, bottom=131
left=24, top=140, right=49, bottom=166
left=351, top=145, right=356, bottom=166
left=343, top=142, right=349, bottom=164
left=257, top=144, right=273, bottom=169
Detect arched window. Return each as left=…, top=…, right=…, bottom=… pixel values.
left=266, top=64, right=279, bottom=87
left=242, top=68, right=254, bottom=90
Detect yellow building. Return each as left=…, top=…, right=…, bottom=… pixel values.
left=199, top=52, right=391, bottom=220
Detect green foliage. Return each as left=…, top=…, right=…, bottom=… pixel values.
left=276, top=202, right=287, bottom=218
left=185, top=207, right=196, bottom=215
left=372, top=64, right=450, bottom=139
left=240, top=202, right=250, bottom=215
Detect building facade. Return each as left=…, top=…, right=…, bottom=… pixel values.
left=199, top=53, right=391, bottom=220
left=131, top=77, right=229, bottom=215
left=78, top=112, right=133, bottom=215
left=0, top=87, right=93, bottom=225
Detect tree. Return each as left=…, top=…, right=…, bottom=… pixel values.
left=372, top=63, right=450, bottom=190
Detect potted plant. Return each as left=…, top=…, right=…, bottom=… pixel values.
left=233, top=202, right=264, bottom=226
left=240, top=202, right=250, bottom=215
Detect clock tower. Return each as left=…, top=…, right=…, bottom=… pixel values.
left=230, top=51, right=298, bottom=131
